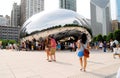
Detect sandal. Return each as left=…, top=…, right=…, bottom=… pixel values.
left=80, top=68, right=82, bottom=71
left=83, top=69, right=86, bottom=72
left=53, top=60, right=56, bottom=62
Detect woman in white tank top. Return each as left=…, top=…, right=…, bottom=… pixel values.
left=76, top=33, right=90, bottom=72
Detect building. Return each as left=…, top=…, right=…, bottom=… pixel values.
left=90, top=0, right=112, bottom=36
left=0, top=26, right=20, bottom=41
left=11, top=3, right=20, bottom=27
left=59, top=0, right=76, bottom=11
left=20, top=0, right=26, bottom=26
left=0, top=15, right=10, bottom=26
left=112, top=20, right=119, bottom=31
left=116, top=0, right=120, bottom=22
left=26, top=0, right=44, bottom=20
left=20, top=0, right=44, bottom=26
left=5, top=15, right=10, bottom=26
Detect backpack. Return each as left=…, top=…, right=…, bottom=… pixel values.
left=112, top=42, right=116, bottom=48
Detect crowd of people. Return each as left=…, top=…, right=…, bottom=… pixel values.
left=0, top=33, right=120, bottom=73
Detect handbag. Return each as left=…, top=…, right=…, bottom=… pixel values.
left=82, top=43, right=90, bottom=58
left=84, top=48, right=89, bottom=58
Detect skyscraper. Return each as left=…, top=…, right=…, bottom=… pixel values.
left=20, top=0, right=44, bottom=26
left=26, top=0, right=44, bottom=20
left=20, top=0, right=26, bottom=26
left=116, top=0, right=120, bottom=22
left=90, top=0, right=112, bottom=36
left=59, top=0, right=76, bottom=11
left=11, top=3, right=20, bottom=27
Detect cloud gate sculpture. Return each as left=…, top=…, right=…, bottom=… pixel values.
left=20, top=9, right=91, bottom=41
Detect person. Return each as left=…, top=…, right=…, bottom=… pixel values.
left=44, top=37, right=51, bottom=62
left=113, top=44, right=120, bottom=59
left=99, top=41, right=103, bottom=50
left=57, top=41, right=61, bottom=51
left=110, top=39, right=114, bottom=52
left=49, top=35, right=57, bottom=62
left=76, top=33, right=90, bottom=72
left=103, top=41, right=107, bottom=52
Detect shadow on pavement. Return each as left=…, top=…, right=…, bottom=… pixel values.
left=55, top=61, right=72, bottom=66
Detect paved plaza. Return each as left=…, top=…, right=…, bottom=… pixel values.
left=0, top=49, right=119, bottom=78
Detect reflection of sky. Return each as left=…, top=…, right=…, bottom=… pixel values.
left=22, top=9, right=90, bottom=34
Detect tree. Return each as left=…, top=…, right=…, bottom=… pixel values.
left=107, top=32, right=114, bottom=41
left=0, top=39, right=17, bottom=49
left=92, top=36, right=97, bottom=42
left=8, top=40, right=16, bottom=44
left=1, top=40, right=8, bottom=49
left=113, top=29, right=120, bottom=41
left=103, top=35, right=107, bottom=41
left=96, top=34, right=103, bottom=41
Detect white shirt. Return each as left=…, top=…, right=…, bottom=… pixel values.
left=110, top=41, right=114, bottom=46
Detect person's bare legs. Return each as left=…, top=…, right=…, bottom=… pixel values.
left=47, top=51, right=49, bottom=60
left=53, top=49, right=56, bottom=61
left=45, top=48, right=49, bottom=60
left=79, top=58, right=83, bottom=70
left=48, top=51, right=53, bottom=62
left=83, top=56, right=87, bottom=71
left=53, top=53, right=56, bottom=61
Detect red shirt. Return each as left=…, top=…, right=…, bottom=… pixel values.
left=50, top=38, right=56, bottom=48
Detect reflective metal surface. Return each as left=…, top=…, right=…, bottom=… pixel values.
left=20, top=9, right=90, bottom=38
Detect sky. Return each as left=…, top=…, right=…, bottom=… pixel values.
left=0, top=0, right=117, bottom=19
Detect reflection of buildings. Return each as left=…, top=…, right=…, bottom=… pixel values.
left=90, top=0, right=112, bottom=36
left=59, top=0, right=76, bottom=11
left=20, top=0, right=44, bottom=26
left=20, top=9, right=91, bottom=41
left=11, top=3, right=20, bottom=27
left=0, top=26, right=20, bottom=41
left=116, top=0, right=120, bottom=22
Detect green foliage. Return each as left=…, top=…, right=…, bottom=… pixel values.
left=1, top=40, right=8, bottom=48
left=96, top=34, right=103, bottom=41
left=113, top=29, right=120, bottom=41
left=91, top=29, right=120, bottom=42
left=103, top=35, right=107, bottom=41
left=0, top=39, right=17, bottom=49
left=92, top=37, right=97, bottom=42
left=8, top=40, right=17, bottom=44
left=107, top=32, right=114, bottom=41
